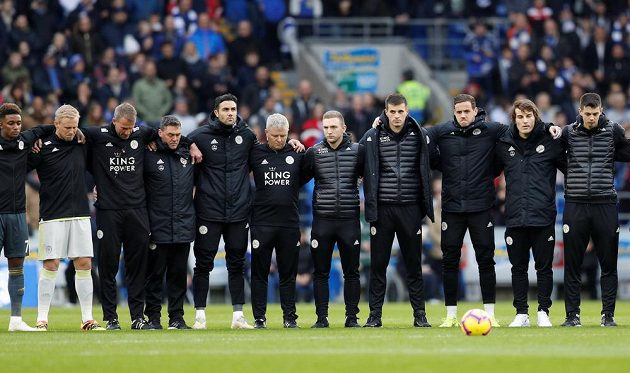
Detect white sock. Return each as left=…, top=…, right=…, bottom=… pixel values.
left=37, top=268, right=58, bottom=322
left=484, top=303, right=495, bottom=316
left=75, top=270, right=93, bottom=322
left=196, top=309, right=206, bottom=321
left=446, top=306, right=457, bottom=318
left=233, top=310, right=244, bottom=320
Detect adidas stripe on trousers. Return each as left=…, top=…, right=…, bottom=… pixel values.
left=504, top=225, right=555, bottom=314
left=310, top=217, right=361, bottom=318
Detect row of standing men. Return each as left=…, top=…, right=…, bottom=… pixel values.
left=0, top=90, right=625, bottom=331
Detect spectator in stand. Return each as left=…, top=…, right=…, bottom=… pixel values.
left=46, top=32, right=71, bottom=70
left=605, top=44, right=630, bottom=91
left=463, top=21, right=496, bottom=103
left=257, top=0, right=287, bottom=66
left=100, top=3, right=135, bottom=56
left=70, top=82, right=92, bottom=123
left=242, top=65, right=273, bottom=113
left=187, top=12, right=226, bottom=61
left=202, top=54, right=233, bottom=107
left=86, top=101, right=107, bottom=127
left=507, top=12, right=532, bottom=52
left=157, top=41, right=186, bottom=89
left=228, top=20, right=260, bottom=70
left=92, top=47, right=127, bottom=88
left=235, top=49, right=261, bottom=94
left=2, top=52, right=30, bottom=88
left=527, top=0, right=554, bottom=36
left=132, top=60, right=173, bottom=127
left=299, top=102, right=325, bottom=148
left=63, top=54, right=92, bottom=102
left=70, top=15, right=103, bottom=73
left=290, top=79, right=320, bottom=133
left=22, top=96, right=52, bottom=129
left=31, top=53, right=63, bottom=100
left=9, top=14, right=39, bottom=52
left=181, top=42, right=206, bottom=94
left=97, top=67, right=130, bottom=108
left=153, top=15, right=186, bottom=58
left=535, top=92, right=560, bottom=123
left=583, top=26, right=611, bottom=90
left=171, top=0, right=198, bottom=37
left=172, top=74, right=198, bottom=114
left=344, top=94, right=368, bottom=141
left=171, top=98, right=198, bottom=136
left=127, top=52, right=148, bottom=84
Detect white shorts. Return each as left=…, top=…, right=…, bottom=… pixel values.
left=39, top=218, right=93, bottom=260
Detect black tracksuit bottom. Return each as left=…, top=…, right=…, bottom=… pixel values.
left=96, top=208, right=150, bottom=322
left=505, top=225, right=555, bottom=314
left=144, top=243, right=191, bottom=323
left=441, top=209, right=496, bottom=306
left=369, top=204, right=424, bottom=318
left=311, top=217, right=361, bottom=319
left=563, top=202, right=619, bottom=316
left=250, top=225, right=300, bottom=321
left=192, top=219, right=248, bottom=308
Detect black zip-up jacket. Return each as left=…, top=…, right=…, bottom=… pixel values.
left=0, top=125, right=55, bottom=214
left=83, top=123, right=156, bottom=210
left=28, top=133, right=90, bottom=220
left=301, top=133, right=364, bottom=219
left=560, top=114, right=630, bottom=203
left=189, top=114, right=258, bottom=223
left=144, top=138, right=195, bottom=244
left=249, top=143, right=304, bottom=228
left=427, top=109, right=507, bottom=213
left=495, top=120, right=565, bottom=227
left=360, top=113, right=434, bottom=223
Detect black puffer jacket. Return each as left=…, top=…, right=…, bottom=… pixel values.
left=144, top=138, right=195, bottom=244
left=360, top=113, right=434, bottom=223
left=562, top=114, right=630, bottom=203
left=495, top=120, right=565, bottom=227
left=189, top=113, right=257, bottom=222
left=302, top=133, right=364, bottom=219
left=427, top=109, right=507, bottom=213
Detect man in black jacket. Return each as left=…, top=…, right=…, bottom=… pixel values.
left=143, top=116, right=195, bottom=330
left=0, top=103, right=54, bottom=332
left=428, top=94, right=506, bottom=328
left=559, top=93, right=630, bottom=327
left=249, top=113, right=305, bottom=329
left=302, top=110, right=364, bottom=328
left=494, top=99, right=565, bottom=328
left=83, top=102, right=157, bottom=330
left=28, top=105, right=104, bottom=331
left=360, top=93, right=434, bottom=328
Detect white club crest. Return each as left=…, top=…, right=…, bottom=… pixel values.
left=235, top=135, right=243, bottom=144
left=536, top=145, right=545, bottom=153
left=370, top=227, right=377, bottom=235
left=199, top=225, right=208, bottom=235
left=18, top=140, right=24, bottom=150
left=180, top=157, right=187, bottom=166
left=506, top=236, right=513, bottom=245
left=252, top=239, right=260, bottom=249
left=311, top=239, right=319, bottom=248
left=473, top=128, right=481, bottom=136
left=97, top=230, right=104, bottom=239
left=441, top=222, right=448, bottom=231
left=286, top=156, right=294, bottom=164
left=563, top=224, right=570, bottom=234
left=130, top=140, right=138, bottom=149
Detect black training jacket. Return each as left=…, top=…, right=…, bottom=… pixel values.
left=426, top=109, right=507, bottom=213
left=28, top=133, right=90, bottom=220
left=302, top=133, right=364, bottom=219
left=0, top=125, right=54, bottom=214
left=249, top=143, right=304, bottom=228
left=189, top=114, right=257, bottom=223
left=495, top=121, right=565, bottom=227
left=360, top=113, right=434, bottom=223
left=84, top=123, right=156, bottom=210
left=144, top=138, right=195, bottom=244
left=561, top=114, right=630, bottom=203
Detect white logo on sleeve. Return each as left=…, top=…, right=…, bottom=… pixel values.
left=149, top=243, right=157, bottom=250
left=245, top=223, right=249, bottom=228
left=252, top=239, right=260, bottom=249
left=473, top=128, right=481, bottom=136
left=18, top=140, right=24, bottom=150
left=180, top=157, right=188, bottom=167
left=311, top=239, right=319, bottom=248
left=506, top=236, right=513, bottom=245
left=548, top=236, right=554, bottom=241
left=616, top=227, right=620, bottom=233
left=563, top=224, right=570, bottom=233
left=52, top=147, right=59, bottom=152
left=296, top=241, right=300, bottom=247
left=426, top=136, right=430, bottom=144
left=536, top=145, right=545, bottom=153
left=0, top=144, right=3, bottom=150
left=441, top=222, right=448, bottom=231
left=354, top=240, right=359, bottom=245
left=235, top=135, right=243, bottom=144
left=105, top=142, right=113, bottom=147
left=262, top=159, right=268, bottom=164
left=96, top=230, right=104, bottom=239
left=199, top=225, right=208, bottom=235
left=44, top=141, right=52, bottom=145
left=410, top=131, right=415, bottom=135
left=285, top=156, right=294, bottom=164
left=130, top=140, right=138, bottom=149
left=487, top=222, right=493, bottom=228
left=370, top=227, right=377, bottom=235
left=417, top=228, right=422, bottom=235
left=101, top=128, right=108, bottom=132
left=367, top=136, right=372, bottom=142
left=157, top=159, right=164, bottom=164
left=211, top=139, right=218, bottom=144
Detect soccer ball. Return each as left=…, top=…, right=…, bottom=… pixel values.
left=460, top=309, right=492, bottom=336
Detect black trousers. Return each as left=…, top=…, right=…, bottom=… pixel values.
left=505, top=225, right=554, bottom=314
left=192, top=219, right=248, bottom=307
left=563, top=202, right=619, bottom=316
left=441, top=209, right=496, bottom=306
left=369, top=204, right=424, bottom=317
left=96, top=208, right=150, bottom=321
left=144, top=243, right=191, bottom=323
left=311, top=217, right=361, bottom=318
left=250, top=225, right=300, bottom=320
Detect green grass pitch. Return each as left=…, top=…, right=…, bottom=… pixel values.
left=2, top=301, right=630, bottom=372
